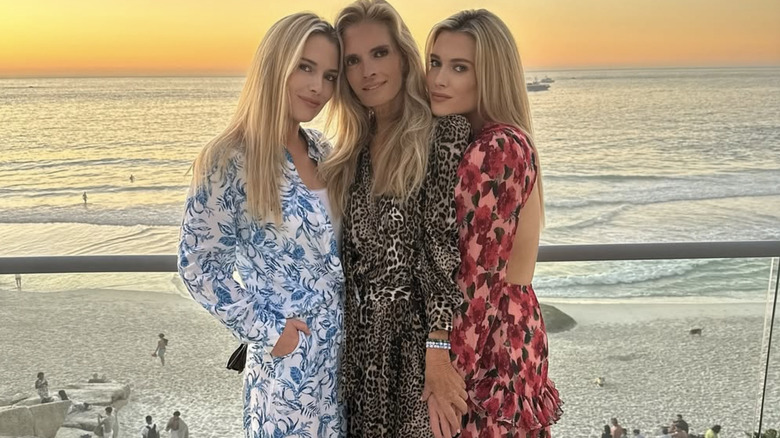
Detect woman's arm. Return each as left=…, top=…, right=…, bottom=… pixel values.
left=421, top=114, right=471, bottom=334
left=178, top=157, right=285, bottom=349
left=420, top=115, right=471, bottom=438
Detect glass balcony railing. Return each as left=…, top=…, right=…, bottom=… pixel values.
left=1, top=241, right=778, bottom=438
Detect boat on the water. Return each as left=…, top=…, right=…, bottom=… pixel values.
left=526, top=80, right=550, bottom=92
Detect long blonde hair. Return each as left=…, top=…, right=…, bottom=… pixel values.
left=191, top=13, right=337, bottom=221
left=320, top=0, right=432, bottom=215
left=427, top=9, right=546, bottom=225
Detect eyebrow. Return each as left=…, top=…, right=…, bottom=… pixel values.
left=429, top=53, right=473, bottom=65
left=450, top=57, right=474, bottom=65
left=345, top=44, right=391, bottom=60
left=302, top=57, right=339, bottom=73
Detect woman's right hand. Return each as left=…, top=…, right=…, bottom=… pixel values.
left=270, top=318, right=310, bottom=357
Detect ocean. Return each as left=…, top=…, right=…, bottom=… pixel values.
left=1, top=67, right=779, bottom=299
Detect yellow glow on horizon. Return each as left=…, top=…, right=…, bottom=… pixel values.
left=1, top=0, right=778, bottom=77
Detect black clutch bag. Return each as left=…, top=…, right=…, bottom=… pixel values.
left=226, top=344, right=247, bottom=372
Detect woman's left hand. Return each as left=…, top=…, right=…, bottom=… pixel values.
left=423, top=348, right=467, bottom=438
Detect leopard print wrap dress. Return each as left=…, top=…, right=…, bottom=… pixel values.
left=340, top=115, right=471, bottom=438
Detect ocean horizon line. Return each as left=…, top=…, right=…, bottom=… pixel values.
left=2, top=63, right=779, bottom=80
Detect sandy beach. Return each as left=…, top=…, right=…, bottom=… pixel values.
left=1, top=289, right=777, bottom=438
left=0, top=288, right=245, bottom=437
left=546, top=298, right=779, bottom=437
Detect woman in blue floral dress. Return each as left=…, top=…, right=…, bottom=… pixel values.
left=178, top=13, right=344, bottom=438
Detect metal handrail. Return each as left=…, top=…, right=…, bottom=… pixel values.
left=1, top=240, right=779, bottom=274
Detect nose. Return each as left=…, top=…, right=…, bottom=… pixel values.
left=431, top=68, right=447, bottom=88
left=361, top=59, right=377, bottom=79
left=309, top=77, right=322, bottom=95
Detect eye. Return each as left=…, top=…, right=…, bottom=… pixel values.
left=345, top=56, right=359, bottom=67
left=373, top=48, right=388, bottom=58
left=429, top=59, right=441, bottom=68
left=325, top=73, right=338, bottom=82
left=299, top=63, right=313, bottom=72
left=454, top=64, right=468, bottom=73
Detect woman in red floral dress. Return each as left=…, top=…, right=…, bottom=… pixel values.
left=425, top=9, right=563, bottom=438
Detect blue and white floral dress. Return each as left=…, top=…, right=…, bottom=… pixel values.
left=178, top=129, right=344, bottom=438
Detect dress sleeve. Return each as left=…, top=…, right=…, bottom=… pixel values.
left=457, top=127, right=538, bottom=293
left=177, top=156, right=284, bottom=349
left=421, top=114, right=472, bottom=333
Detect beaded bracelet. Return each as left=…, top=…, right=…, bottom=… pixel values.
left=425, top=338, right=451, bottom=350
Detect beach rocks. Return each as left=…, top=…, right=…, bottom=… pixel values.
left=55, top=427, right=95, bottom=438
left=540, top=303, right=577, bottom=333
left=0, top=406, right=35, bottom=437
left=0, top=382, right=130, bottom=438
left=61, top=383, right=131, bottom=410
left=13, top=399, right=52, bottom=408
left=58, top=382, right=130, bottom=437
left=29, top=402, right=72, bottom=438
left=59, top=410, right=98, bottom=432
left=0, top=393, right=32, bottom=408
left=0, top=400, right=71, bottom=438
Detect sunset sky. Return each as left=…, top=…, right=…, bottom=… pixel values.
left=1, top=0, right=778, bottom=77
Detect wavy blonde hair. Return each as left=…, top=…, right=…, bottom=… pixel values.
left=191, top=13, right=337, bottom=221
left=320, top=0, right=432, bottom=215
left=427, top=9, right=546, bottom=226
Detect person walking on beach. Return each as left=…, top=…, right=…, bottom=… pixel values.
left=165, top=411, right=188, bottom=438
left=129, top=174, right=135, bottom=183
left=15, top=273, right=22, bottom=291
left=601, top=425, right=612, bottom=438
left=426, top=9, right=562, bottom=436
left=82, top=191, right=88, bottom=206
left=35, top=372, right=52, bottom=403
left=141, top=415, right=159, bottom=438
left=151, top=333, right=168, bottom=366
left=178, top=12, right=345, bottom=438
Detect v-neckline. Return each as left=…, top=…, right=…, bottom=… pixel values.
left=285, top=129, right=325, bottom=192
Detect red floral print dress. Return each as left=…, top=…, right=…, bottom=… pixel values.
left=450, top=123, right=563, bottom=438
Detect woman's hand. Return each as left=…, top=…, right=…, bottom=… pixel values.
left=270, top=318, right=310, bottom=357
left=423, top=348, right=467, bottom=438
left=427, top=391, right=458, bottom=438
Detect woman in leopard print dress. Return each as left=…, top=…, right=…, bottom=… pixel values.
left=425, top=9, right=563, bottom=438
left=320, top=1, right=471, bottom=437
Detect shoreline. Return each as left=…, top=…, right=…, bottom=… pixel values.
left=541, top=297, right=770, bottom=325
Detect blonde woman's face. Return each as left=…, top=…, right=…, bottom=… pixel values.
left=427, top=31, right=478, bottom=121
left=287, top=34, right=340, bottom=125
left=342, top=21, right=404, bottom=112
